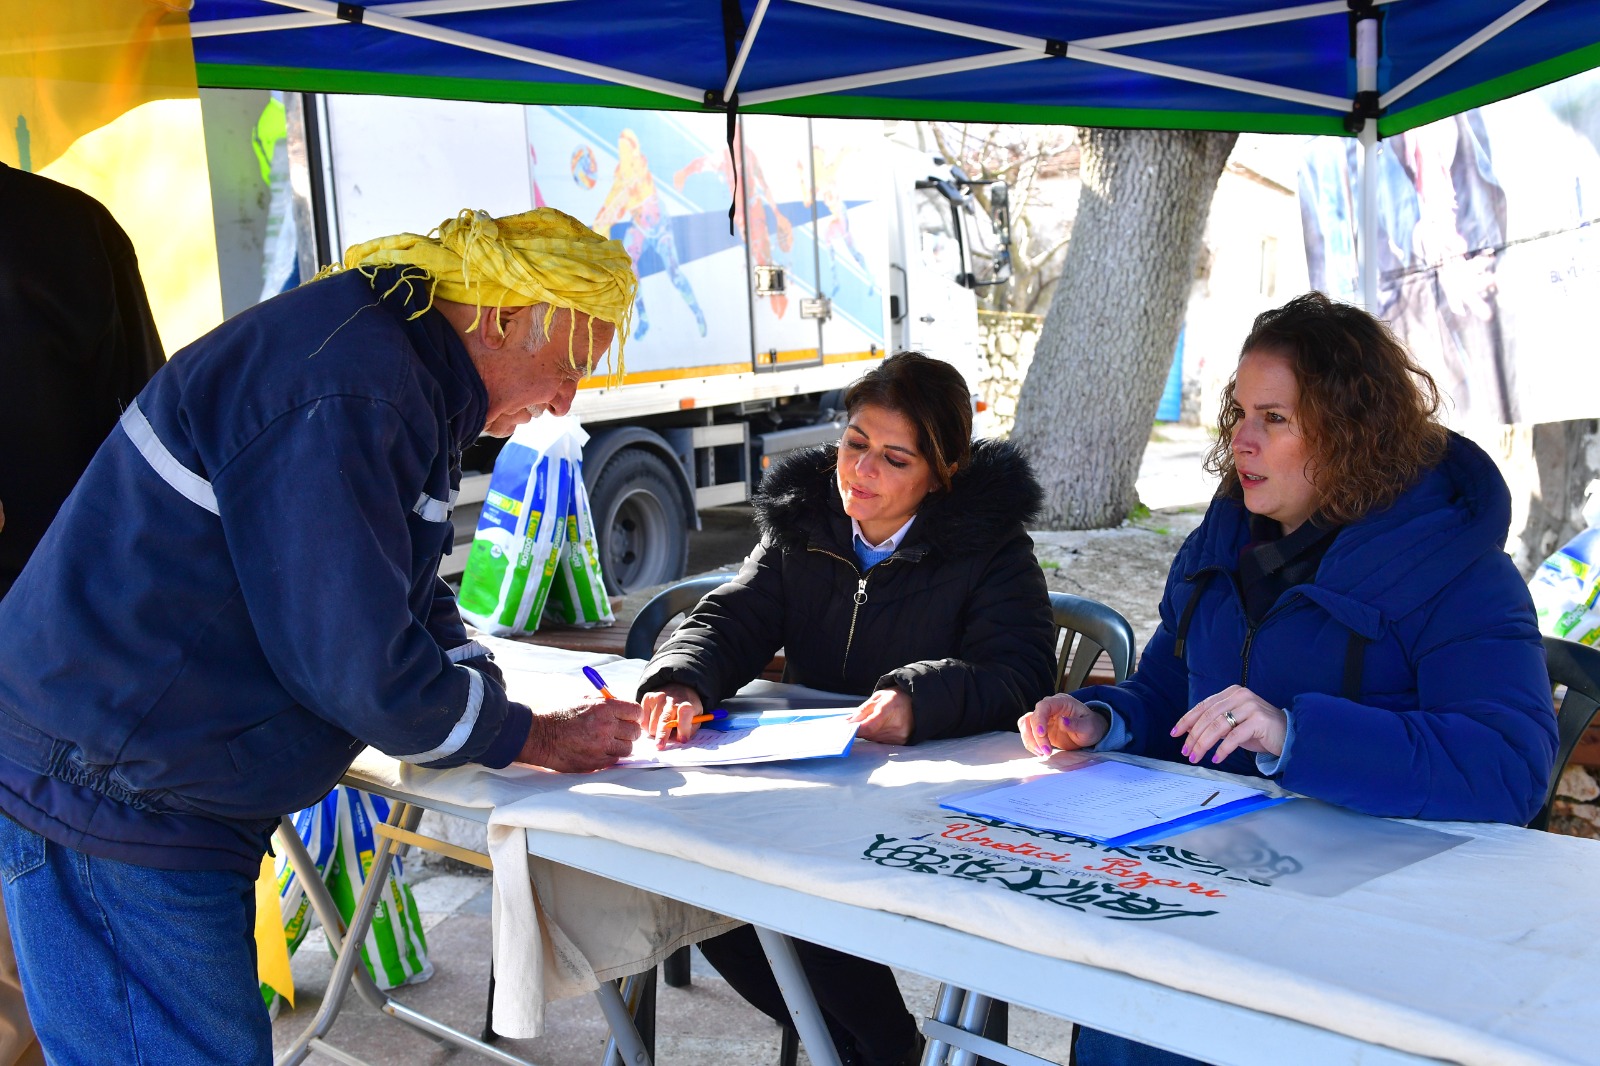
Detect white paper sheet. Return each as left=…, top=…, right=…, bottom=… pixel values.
left=942, top=759, right=1268, bottom=842
left=618, top=714, right=860, bottom=769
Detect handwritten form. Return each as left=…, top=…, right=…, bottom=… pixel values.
left=941, top=760, right=1270, bottom=844
left=617, top=714, right=860, bottom=769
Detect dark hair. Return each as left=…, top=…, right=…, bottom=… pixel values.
left=842, top=351, right=972, bottom=490
left=1204, top=292, right=1449, bottom=525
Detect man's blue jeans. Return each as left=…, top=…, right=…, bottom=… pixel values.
left=0, top=815, right=272, bottom=1066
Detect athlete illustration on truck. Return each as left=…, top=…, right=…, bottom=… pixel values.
left=212, top=92, right=1010, bottom=593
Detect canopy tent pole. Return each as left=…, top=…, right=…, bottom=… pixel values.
left=723, top=0, right=773, bottom=101
left=191, top=0, right=577, bottom=40
left=1073, top=0, right=1405, bottom=49
left=1381, top=0, right=1549, bottom=108
left=789, top=0, right=1041, bottom=49
left=741, top=50, right=1041, bottom=108
left=1356, top=12, right=1379, bottom=311
left=752, top=0, right=1360, bottom=111
left=256, top=0, right=704, bottom=102
left=1069, top=47, right=1347, bottom=111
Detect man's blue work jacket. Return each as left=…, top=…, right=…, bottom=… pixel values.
left=0, top=270, right=530, bottom=874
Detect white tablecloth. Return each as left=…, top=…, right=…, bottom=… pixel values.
left=353, top=638, right=1600, bottom=1063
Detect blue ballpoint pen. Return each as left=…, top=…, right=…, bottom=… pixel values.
left=581, top=666, right=615, bottom=699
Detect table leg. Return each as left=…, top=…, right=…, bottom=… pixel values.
left=922, top=983, right=967, bottom=1065
left=948, top=991, right=993, bottom=1066
left=600, top=970, right=657, bottom=1066
left=753, top=926, right=843, bottom=1066
left=594, top=977, right=654, bottom=1066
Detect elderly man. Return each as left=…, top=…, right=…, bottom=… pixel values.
left=0, top=208, right=643, bottom=1065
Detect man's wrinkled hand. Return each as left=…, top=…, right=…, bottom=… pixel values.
left=516, top=696, right=642, bottom=773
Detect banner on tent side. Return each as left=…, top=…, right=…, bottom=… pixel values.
left=1301, top=67, right=1600, bottom=427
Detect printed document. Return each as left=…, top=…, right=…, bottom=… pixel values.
left=618, top=714, right=859, bottom=769
left=941, top=759, right=1274, bottom=845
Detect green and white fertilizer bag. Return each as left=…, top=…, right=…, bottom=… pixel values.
left=458, top=415, right=613, bottom=634
left=544, top=448, right=616, bottom=627
left=1529, top=479, right=1600, bottom=646
left=261, top=786, right=432, bottom=1013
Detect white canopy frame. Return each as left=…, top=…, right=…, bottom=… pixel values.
left=193, top=0, right=1560, bottom=310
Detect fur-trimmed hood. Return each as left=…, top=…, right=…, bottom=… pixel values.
left=752, top=437, right=1043, bottom=559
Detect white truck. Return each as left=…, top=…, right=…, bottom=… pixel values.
left=241, top=93, right=1010, bottom=592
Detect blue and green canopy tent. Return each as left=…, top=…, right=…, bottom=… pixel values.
left=189, top=0, right=1600, bottom=302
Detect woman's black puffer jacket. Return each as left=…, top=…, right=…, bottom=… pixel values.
left=637, top=438, right=1057, bottom=742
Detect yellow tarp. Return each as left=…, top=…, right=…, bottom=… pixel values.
left=1, top=0, right=223, bottom=352
left=0, top=0, right=194, bottom=173
left=254, top=852, right=295, bottom=1007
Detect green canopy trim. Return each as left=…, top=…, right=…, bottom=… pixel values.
left=1380, top=40, right=1600, bottom=138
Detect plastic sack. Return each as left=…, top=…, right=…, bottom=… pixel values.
left=261, top=786, right=432, bottom=1010
left=543, top=457, right=616, bottom=628
left=1529, top=480, right=1600, bottom=645
left=458, top=415, right=613, bottom=634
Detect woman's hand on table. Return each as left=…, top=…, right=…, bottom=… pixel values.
left=1018, top=693, right=1109, bottom=756
left=1172, top=685, right=1286, bottom=764
left=517, top=697, right=642, bottom=772
left=641, top=683, right=705, bottom=746
left=848, top=688, right=914, bottom=745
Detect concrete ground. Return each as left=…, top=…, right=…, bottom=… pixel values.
left=270, top=870, right=1077, bottom=1066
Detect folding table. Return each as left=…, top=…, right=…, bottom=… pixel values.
left=276, top=640, right=1600, bottom=1066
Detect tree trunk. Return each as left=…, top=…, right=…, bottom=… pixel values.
left=1012, top=127, right=1236, bottom=528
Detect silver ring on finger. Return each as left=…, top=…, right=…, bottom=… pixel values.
left=1223, top=710, right=1238, bottom=728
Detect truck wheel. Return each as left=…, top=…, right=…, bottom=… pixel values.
left=589, top=448, right=689, bottom=595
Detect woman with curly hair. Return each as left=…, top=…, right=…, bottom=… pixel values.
left=1021, top=293, right=1556, bottom=1065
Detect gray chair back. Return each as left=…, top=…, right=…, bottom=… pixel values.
left=1049, top=591, right=1136, bottom=690
left=623, top=573, right=736, bottom=661
left=1531, top=634, right=1600, bottom=831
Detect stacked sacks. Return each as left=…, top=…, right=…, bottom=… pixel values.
left=458, top=415, right=613, bottom=635
left=260, top=787, right=432, bottom=1014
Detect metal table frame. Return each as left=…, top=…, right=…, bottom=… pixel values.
left=271, top=780, right=847, bottom=1066
left=272, top=796, right=670, bottom=1066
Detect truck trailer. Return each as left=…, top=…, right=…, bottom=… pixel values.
left=211, top=91, right=1010, bottom=592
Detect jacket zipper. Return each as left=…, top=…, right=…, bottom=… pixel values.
left=1241, top=600, right=1301, bottom=687
left=1240, top=624, right=1256, bottom=686
left=807, top=547, right=893, bottom=676
left=1193, top=564, right=1309, bottom=690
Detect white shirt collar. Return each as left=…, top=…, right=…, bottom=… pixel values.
left=851, top=515, right=916, bottom=553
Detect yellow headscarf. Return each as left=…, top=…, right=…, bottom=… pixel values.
left=333, top=207, right=638, bottom=374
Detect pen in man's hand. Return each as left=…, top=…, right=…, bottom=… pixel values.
left=662, top=709, right=728, bottom=729
left=581, top=666, right=615, bottom=700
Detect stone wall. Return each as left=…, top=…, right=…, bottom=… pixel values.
left=1551, top=766, right=1600, bottom=839
left=976, top=310, right=1043, bottom=437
